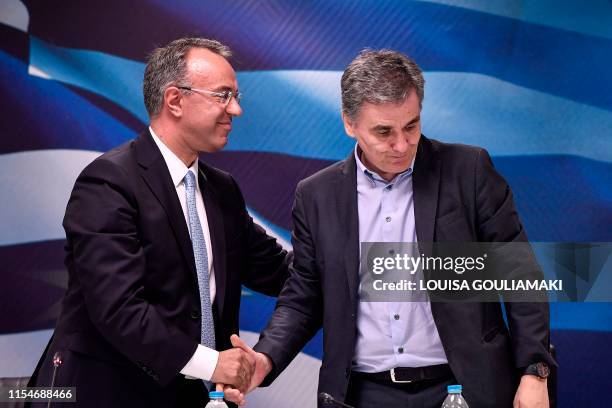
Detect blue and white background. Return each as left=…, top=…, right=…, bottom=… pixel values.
left=1, top=0, right=611, bottom=406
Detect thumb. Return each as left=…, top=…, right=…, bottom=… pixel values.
left=230, top=334, right=253, bottom=353
left=216, top=383, right=224, bottom=392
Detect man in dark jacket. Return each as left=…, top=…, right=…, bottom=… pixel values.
left=29, top=37, right=291, bottom=407
left=228, top=49, right=555, bottom=408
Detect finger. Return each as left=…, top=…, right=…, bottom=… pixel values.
left=224, top=383, right=247, bottom=406
left=230, top=334, right=252, bottom=353
left=232, top=335, right=257, bottom=374
left=223, top=386, right=245, bottom=405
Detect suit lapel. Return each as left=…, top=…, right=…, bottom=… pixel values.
left=135, top=131, right=198, bottom=282
left=198, top=164, right=227, bottom=319
left=336, top=154, right=360, bottom=308
left=412, top=137, right=450, bottom=329
left=413, top=136, right=441, bottom=255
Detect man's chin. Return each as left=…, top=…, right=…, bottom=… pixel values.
left=199, top=139, right=228, bottom=154
left=214, top=136, right=229, bottom=151
left=387, top=162, right=412, bottom=174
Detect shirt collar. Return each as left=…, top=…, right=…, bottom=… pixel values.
left=353, top=143, right=414, bottom=187
left=149, top=126, right=199, bottom=188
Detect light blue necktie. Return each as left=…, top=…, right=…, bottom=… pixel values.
left=184, top=170, right=216, bottom=354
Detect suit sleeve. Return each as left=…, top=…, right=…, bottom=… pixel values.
left=253, top=183, right=324, bottom=384
left=228, top=176, right=292, bottom=296
left=63, top=158, right=198, bottom=386
left=474, top=149, right=557, bottom=369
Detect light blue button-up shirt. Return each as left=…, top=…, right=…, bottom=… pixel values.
left=352, top=144, right=448, bottom=372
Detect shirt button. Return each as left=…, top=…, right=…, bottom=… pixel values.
left=394, top=314, right=400, bottom=320
left=398, top=347, right=404, bottom=354
left=385, top=216, right=392, bottom=222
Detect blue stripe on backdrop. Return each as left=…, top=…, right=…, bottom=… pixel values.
left=19, top=40, right=612, bottom=163
left=24, top=0, right=612, bottom=109
left=29, top=37, right=148, bottom=123
left=419, top=0, right=612, bottom=40
left=0, top=50, right=136, bottom=154
left=492, top=156, right=612, bottom=242
left=65, top=83, right=145, bottom=134
left=203, top=151, right=333, bottom=232
left=233, top=71, right=612, bottom=162
left=206, top=152, right=612, bottom=241
left=1, top=149, right=610, bottom=248
left=550, top=329, right=612, bottom=407
left=550, top=303, right=612, bottom=332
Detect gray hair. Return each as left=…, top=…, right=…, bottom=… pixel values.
left=341, top=49, right=425, bottom=120
left=143, top=37, right=232, bottom=117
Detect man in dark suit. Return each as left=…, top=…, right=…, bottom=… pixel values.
left=226, top=49, right=556, bottom=407
left=29, top=37, right=290, bottom=407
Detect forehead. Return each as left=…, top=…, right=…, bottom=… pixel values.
left=355, top=90, right=421, bottom=125
left=185, top=48, right=237, bottom=88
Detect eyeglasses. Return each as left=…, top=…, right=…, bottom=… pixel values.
left=177, top=86, right=242, bottom=106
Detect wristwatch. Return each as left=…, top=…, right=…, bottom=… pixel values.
left=523, top=362, right=550, bottom=379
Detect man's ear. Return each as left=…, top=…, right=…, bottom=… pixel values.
left=164, top=86, right=183, bottom=118
left=342, top=112, right=356, bottom=139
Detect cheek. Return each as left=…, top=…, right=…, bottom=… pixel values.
left=213, top=108, right=226, bottom=119
left=410, top=128, right=422, bottom=144
left=198, top=112, right=218, bottom=128
left=376, top=146, right=391, bottom=158
left=364, top=137, right=388, bottom=153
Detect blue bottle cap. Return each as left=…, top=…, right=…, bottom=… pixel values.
left=447, top=384, right=462, bottom=393
left=209, top=391, right=224, bottom=399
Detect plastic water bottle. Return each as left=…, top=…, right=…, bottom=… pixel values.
left=441, top=384, right=469, bottom=407
left=204, top=391, right=228, bottom=408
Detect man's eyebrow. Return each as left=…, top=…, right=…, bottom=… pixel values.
left=211, top=85, right=236, bottom=92
left=371, top=124, right=392, bottom=131
left=404, top=115, right=421, bottom=126
left=369, top=116, right=420, bottom=132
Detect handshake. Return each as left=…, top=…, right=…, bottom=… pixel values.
left=210, top=334, right=272, bottom=406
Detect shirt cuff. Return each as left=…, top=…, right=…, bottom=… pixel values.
left=180, top=344, right=220, bottom=381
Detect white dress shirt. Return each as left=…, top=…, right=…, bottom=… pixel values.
left=150, top=127, right=219, bottom=381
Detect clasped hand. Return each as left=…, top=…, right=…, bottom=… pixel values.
left=211, top=334, right=272, bottom=406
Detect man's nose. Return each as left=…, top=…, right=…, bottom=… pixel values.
left=226, top=97, right=242, bottom=116
left=392, top=135, right=410, bottom=153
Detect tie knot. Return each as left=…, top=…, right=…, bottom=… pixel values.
left=184, top=170, right=196, bottom=189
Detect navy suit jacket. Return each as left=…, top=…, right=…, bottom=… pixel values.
left=30, top=130, right=290, bottom=406
left=254, top=136, right=556, bottom=408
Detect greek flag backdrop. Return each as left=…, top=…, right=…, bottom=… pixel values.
left=1, top=0, right=611, bottom=406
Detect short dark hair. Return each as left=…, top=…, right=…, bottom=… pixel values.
left=143, top=37, right=232, bottom=117
left=341, top=49, right=424, bottom=120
